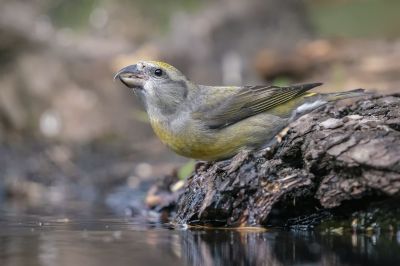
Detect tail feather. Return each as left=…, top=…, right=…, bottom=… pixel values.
left=324, top=88, right=367, bottom=101
left=293, top=88, right=368, bottom=120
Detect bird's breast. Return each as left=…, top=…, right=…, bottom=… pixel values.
left=148, top=116, right=246, bottom=160
left=150, top=117, right=187, bottom=153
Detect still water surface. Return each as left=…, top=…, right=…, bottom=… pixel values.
left=0, top=210, right=399, bottom=266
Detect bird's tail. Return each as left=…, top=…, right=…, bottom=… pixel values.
left=292, top=88, right=368, bottom=120
left=323, top=88, right=367, bottom=102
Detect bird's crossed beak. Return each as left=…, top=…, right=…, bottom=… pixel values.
left=114, top=64, right=146, bottom=89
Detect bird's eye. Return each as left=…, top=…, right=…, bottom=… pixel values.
left=154, top=68, right=163, bottom=77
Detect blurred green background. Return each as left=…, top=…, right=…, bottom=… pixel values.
left=0, top=0, right=399, bottom=212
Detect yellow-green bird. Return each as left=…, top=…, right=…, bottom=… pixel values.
left=114, top=61, right=364, bottom=161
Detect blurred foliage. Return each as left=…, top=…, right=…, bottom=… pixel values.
left=177, top=160, right=196, bottom=180
left=40, top=0, right=400, bottom=40
left=47, top=0, right=100, bottom=29
left=307, top=0, right=400, bottom=38
left=272, top=76, right=292, bottom=87
left=46, top=0, right=204, bottom=32
left=131, top=0, right=203, bottom=31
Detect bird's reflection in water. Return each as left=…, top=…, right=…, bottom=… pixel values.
left=178, top=229, right=400, bottom=266
left=0, top=214, right=399, bottom=266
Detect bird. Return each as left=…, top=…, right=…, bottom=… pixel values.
left=114, top=61, right=365, bottom=161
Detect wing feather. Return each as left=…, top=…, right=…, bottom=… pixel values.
left=193, top=83, right=322, bottom=129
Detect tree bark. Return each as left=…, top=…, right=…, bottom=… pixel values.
left=173, top=94, right=400, bottom=227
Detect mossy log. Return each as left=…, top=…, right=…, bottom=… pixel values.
left=173, top=94, right=400, bottom=227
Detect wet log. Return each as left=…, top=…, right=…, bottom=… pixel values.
left=173, top=94, right=400, bottom=227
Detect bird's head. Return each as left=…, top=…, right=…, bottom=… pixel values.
left=114, top=61, right=191, bottom=114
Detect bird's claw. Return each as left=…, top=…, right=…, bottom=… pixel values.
left=224, top=150, right=251, bottom=174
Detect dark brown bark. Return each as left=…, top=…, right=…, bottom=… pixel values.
left=173, top=94, right=400, bottom=227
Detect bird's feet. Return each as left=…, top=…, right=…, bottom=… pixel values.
left=254, top=127, right=290, bottom=160
left=224, top=150, right=251, bottom=174
left=194, top=160, right=212, bottom=172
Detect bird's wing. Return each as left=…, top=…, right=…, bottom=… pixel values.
left=193, top=83, right=322, bottom=129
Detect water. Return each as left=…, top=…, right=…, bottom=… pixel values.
left=1, top=210, right=399, bottom=266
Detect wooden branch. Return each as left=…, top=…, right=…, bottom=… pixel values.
left=173, top=94, right=400, bottom=227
